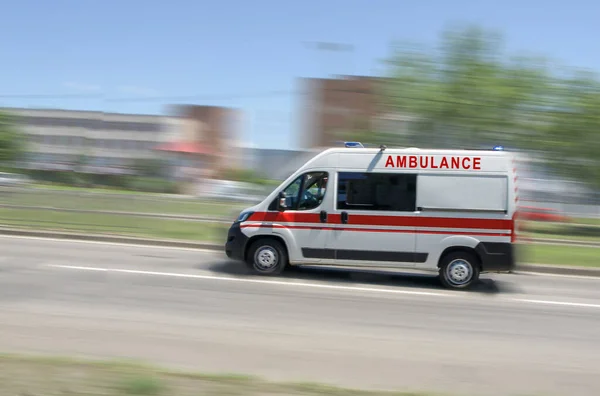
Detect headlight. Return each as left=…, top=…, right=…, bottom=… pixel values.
left=236, top=211, right=253, bottom=223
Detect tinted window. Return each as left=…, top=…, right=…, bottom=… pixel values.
left=337, top=172, right=416, bottom=212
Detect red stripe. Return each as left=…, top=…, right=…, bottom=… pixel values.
left=241, top=224, right=510, bottom=237
left=511, top=211, right=518, bottom=243
left=248, top=212, right=512, bottom=230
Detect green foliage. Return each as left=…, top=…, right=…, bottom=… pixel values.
left=25, top=170, right=179, bottom=194
left=127, top=177, right=179, bottom=194
left=0, top=111, right=26, bottom=164
left=133, top=158, right=170, bottom=178
left=118, top=374, right=165, bottom=395
left=381, top=24, right=600, bottom=189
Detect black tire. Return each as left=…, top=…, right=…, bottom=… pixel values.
left=438, top=251, right=480, bottom=290
left=246, top=239, right=288, bottom=276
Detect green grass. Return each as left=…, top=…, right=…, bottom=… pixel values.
left=0, top=188, right=246, bottom=216
left=521, top=221, right=600, bottom=242
left=519, top=244, right=600, bottom=267
left=32, top=183, right=158, bottom=195
left=0, top=208, right=228, bottom=242
left=0, top=354, right=441, bottom=396
left=572, top=217, right=600, bottom=226
left=119, top=375, right=165, bottom=395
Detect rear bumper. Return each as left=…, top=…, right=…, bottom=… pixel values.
left=225, top=222, right=248, bottom=261
left=475, top=242, right=516, bottom=272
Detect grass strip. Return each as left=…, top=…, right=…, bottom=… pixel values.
left=0, top=189, right=244, bottom=216
left=518, top=244, right=600, bottom=267
left=0, top=353, right=441, bottom=396
left=0, top=208, right=229, bottom=242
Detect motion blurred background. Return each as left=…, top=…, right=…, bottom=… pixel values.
left=1, top=0, right=599, bottom=260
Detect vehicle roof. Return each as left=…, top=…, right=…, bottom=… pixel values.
left=318, top=147, right=512, bottom=156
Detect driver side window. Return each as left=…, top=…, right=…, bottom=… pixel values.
left=298, top=172, right=328, bottom=210
left=269, top=171, right=329, bottom=211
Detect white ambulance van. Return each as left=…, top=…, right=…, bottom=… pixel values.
left=225, top=143, right=519, bottom=289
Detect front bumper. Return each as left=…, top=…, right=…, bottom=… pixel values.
left=225, top=222, right=249, bottom=261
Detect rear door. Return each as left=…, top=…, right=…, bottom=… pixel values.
left=413, top=172, right=512, bottom=269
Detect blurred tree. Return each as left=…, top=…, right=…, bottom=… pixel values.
left=543, top=72, right=600, bottom=188
left=380, top=24, right=600, bottom=188
left=381, top=25, right=552, bottom=148
left=0, top=111, right=26, bottom=164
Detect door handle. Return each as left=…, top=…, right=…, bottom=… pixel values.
left=320, top=210, right=328, bottom=223
left=341, top=211, right=348, bottom=224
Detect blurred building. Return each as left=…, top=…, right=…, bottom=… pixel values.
left=300, top=75, right=377, bottom=148
left=300, top=75, right=417, bottom=148
left=6, top=107, right=170, bottom=174
left=4, top=106, right=243, bottom=179
left=165, top=105, right=243, bottom=177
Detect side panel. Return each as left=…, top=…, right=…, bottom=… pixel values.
left=326, top=171, right=418, bottom=268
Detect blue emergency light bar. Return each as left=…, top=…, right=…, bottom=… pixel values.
left=493, top=145, right=504, bottom=151
left=344, top=141, right=364, bottom=148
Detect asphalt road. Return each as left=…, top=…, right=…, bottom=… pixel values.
left=1, top=236, right=600, bottom=396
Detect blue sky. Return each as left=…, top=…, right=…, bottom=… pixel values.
left=2, top=0, right=599, bottom=149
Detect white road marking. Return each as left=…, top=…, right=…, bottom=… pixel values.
left=512, top=299, right=600, bottom=309
left=46, top=264, right=451, bottom=297
left=46, top=264, right=600, bottom=310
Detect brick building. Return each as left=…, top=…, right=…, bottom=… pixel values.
left=300, top=75, right=418, bottom=148
left=300, top=75, right=381, bottom=148
left=159, top=105, right=243, bottom=179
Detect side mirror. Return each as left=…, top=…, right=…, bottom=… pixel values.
left=277, top=191, right=287, bottom=212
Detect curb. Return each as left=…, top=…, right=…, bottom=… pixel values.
left=2, top=228, right=600, bottom=278
left=514, top=264, right=600, bottom=277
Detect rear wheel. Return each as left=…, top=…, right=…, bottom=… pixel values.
left=246, top=239, right=287, bottom=275
left=439, top=251, right=480, bottom=290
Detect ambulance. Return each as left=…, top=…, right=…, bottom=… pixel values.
left=225, top=143, right=519, bottom=290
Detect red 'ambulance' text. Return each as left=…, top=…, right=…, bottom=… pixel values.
left=384, top=155, right=482, bottom=170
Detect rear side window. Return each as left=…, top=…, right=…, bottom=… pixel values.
left=336, top=172, right=417, bottom=212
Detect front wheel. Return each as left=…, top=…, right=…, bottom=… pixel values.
left=246, top=239, right=288, bottom=275
left=439, top=251, right=480, bottom=290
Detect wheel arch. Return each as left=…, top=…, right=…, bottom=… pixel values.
left=437, top=246, right=483, bottom=271
left=244, top=234, right=289, bottom=263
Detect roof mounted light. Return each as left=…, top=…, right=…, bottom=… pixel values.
left=493, top=145, right=504, bottom=151
left=344, top=141, right=364, bottom=148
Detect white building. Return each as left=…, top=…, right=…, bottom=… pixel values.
left=5, top=107, right=173, bottom=174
